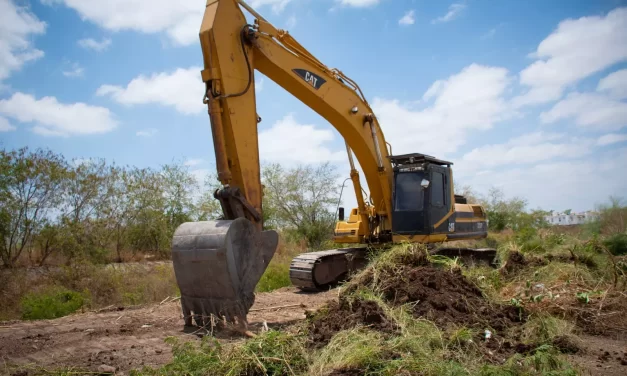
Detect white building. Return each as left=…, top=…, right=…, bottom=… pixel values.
left=544, top=211, right=599, bottom=226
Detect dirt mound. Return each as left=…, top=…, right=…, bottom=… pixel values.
left=307, top=297, right=397, bottom=348
left=551, top=335, right=581, bottom=354
left=374, top=265, right=524, bottom=332
left=565, top=293, right=627, bottom=335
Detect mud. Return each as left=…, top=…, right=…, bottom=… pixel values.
left=307, top=297, right=397, bottom=348
left=376, top=265, right=524, bottom=332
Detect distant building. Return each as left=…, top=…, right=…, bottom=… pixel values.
left=544, top=211, right=599, bottom=226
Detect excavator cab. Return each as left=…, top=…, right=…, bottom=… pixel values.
left=390, top=153, right=489, bottom=240
left=390, top=153, right=454, bottom=236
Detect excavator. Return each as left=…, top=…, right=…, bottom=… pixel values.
left=170, top=0, right=493, bottom=332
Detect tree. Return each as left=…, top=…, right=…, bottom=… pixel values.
left=596, top=196, right=626, bottom=234
left=196, top=172, right=223, bottom=221
left=262, top=162, right=340, bottom=249
left=61, top=158, right=114, bottom=263
left=0, top=147, right=68, bottom=267
left=454, top=180, right=480, bottom=204
left=481, top=187, right=528, bottom=231
left=161, top=162, right=198, bottom=234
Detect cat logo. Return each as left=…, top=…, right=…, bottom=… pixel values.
left=292, top=69, right=326, bottom=90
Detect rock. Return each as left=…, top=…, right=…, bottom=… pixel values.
left=155, top=349, right=163, bottom=354
left=97, top=364, right=116, bottom=374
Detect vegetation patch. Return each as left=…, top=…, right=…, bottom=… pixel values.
left=21, top=287, right=85, bottom=320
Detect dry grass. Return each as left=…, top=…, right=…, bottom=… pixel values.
left=0, top=261, right=179, bottom=321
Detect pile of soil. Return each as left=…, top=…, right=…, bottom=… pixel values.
left=363, top=265, right=525, bottom=333
left=556, top=292, right=627, bottom=335
left=500, top=251, right=548, bottom=275
left=307, top=297, right=397, bottom=347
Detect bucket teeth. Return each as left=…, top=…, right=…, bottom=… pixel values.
left=171, top=218, right=278, bottom=328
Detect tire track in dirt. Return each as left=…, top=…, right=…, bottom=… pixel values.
left=0, top=287, right=337, bottom=374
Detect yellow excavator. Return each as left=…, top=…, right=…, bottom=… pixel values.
left=171, top=0, right=492, bottom=331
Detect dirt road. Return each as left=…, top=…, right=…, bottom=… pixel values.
left=0, top=287, right=338, bottom=375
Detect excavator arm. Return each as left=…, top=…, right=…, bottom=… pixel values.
left=199, top=0, right=394, bottom=234
left=171, top=0, right=394, bottom=331
left=171, top=0, right=492, bottom=332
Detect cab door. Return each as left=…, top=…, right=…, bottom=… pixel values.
left=428, top=166, right=451, bottom=233
left=391, top=171, right=427, bottom=235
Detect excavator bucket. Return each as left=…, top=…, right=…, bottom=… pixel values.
left=171, top=218, right=278, bottom=328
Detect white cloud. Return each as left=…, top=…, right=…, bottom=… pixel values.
left=62, top=62, right=84, bottom=78
left=250, top=0, right=293, bottom=13
left=0, top=0, right=46, bottom=81
left=597, top=133, right=627, bottom=146
left=184, top=158, right=204, bottom=167
left=373, top=64, right=512, bottom=157
left=540, top=92, right=627, bottom=130
left=399, top=10, right=415, bottom=26
left=77, top=37, right=112, bottom=52
left=97, top=67, right=203, bottom=115
left=259, top=114, right=345, bottom=163
left=0, top=92, right=118, bottom=136
left=43, top=0, right=202, bottom=46
left=44, top=0, right=298, bottom=46
left=515, top=7, right=627, bottom=107
left=459, top=132, right=593, bottom=171
left=431, top=3, right=466, bottom=24
left=136, top=128, right=158, bottom=137
left=458, top=148, right=627, bottom=212
left=597, top=69, right=627, bottom=99
left=0, top=116, right=16, bottom=132
left=256, top=77, right=265, bottom=92
left=285, top=15, right=297, bottom=29
left=335, top=0, right=379, bottom=7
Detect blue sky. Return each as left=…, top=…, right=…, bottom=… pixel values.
left=1, top=0, right=626, bottom=213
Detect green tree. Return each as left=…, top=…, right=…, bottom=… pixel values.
left=262, top=162, right=340, bottom=249
left=0, top=147, right=68, bottom=267
left=481, top=187, right=528, bottom=231
left=61, top=158, right=115, bottom=263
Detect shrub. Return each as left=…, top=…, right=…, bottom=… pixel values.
left=520, top=237, right=547, bottom=254
left=21, top=287, right=85, bottom=320
left=603, top=233, right=627, bottom=256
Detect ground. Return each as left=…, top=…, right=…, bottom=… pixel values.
left=0, top=287, right=336, bottom=375
left=1, top=286, right=626, bottom=375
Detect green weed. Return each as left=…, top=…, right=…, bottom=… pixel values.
left=256, top=260, right=291, bottom=292
left=604, top=233, right=627, bottom=255
left=521, top=314, right=575, bottom=344
left=308, top=328, right=387, bottom=376
left=21, top=287, right=85, bottom=320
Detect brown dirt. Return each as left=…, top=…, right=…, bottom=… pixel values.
left=567, top=334, right=627, bottom=376
left=306, top=297, right=398, bottom=348
left=0, top=287, right=337, bottom=375
left=375, top=265, right=525, bottom=333
left=551, top=335, right=581, bottom=354
left=568, top=292, right=627, bottom=335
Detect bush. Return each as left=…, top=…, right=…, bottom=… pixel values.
left=520, top=237, right=547, bottom=254
left=603, top=233, right=627, bottom=256
left=21, top=287, right=85, bottom=320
